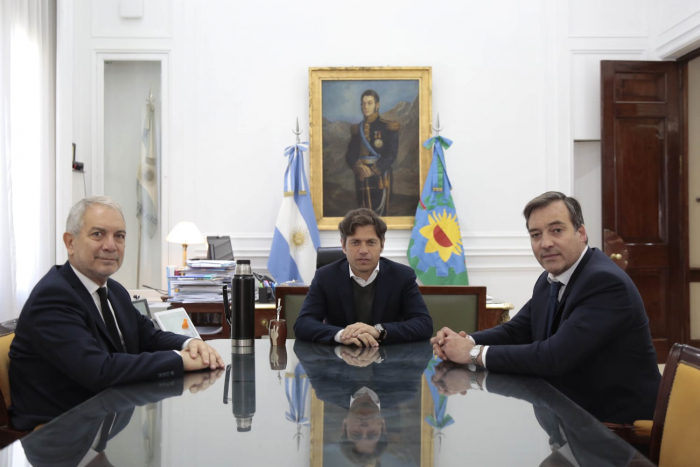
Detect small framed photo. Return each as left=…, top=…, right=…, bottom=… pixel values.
left=309, top=67, right=432, bottom=229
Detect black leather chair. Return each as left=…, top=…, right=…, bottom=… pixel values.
left=316, top=247, right=345, bottom=269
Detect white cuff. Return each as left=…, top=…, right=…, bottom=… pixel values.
left=334, top=330, right=343, bottom=343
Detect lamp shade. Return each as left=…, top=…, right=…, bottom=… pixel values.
left=165, top=222, right=206, bottom=245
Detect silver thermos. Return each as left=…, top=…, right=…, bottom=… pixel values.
left=228, top=259, right=255, bottom=347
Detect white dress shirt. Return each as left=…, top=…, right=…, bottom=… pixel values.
left=70, top=264, right=193, bottom=354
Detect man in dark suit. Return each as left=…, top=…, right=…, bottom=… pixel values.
left=432, top=192, right=660, bottom=423
left=294, top=208, right=432, bottom=346
left=9, top=196, right=225, bottom=430
left=345, top=89, right=399, bottom=215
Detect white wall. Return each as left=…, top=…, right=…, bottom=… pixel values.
left=64, top=0, right=700, bottom=312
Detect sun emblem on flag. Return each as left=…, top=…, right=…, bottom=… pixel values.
left=289, top=226, right=310, bottom=251
left=419, top=210, right=463, bottom=262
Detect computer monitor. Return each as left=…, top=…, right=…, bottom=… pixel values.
left=207, top=236, right=234, bottom=260
left=131, top=298, right=152, bottom=319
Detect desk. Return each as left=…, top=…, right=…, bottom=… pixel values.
left=7, top=340, right=651, bottom=466
left=166, top=302, right=277, bottom=340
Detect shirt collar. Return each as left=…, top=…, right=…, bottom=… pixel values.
left=348, top=261, right=380, bottom=287
left=547, top=246, right=588, bottom=286
left=70, top=263, right=106, bottom=296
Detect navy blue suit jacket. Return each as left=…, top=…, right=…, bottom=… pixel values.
left=9, top=262, right=188, bottom=430
left=293, top=258, right=432, bottom=344
left=470, top=248, right=660, bottom=424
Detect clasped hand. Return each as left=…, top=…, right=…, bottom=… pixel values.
left=430, top=327, right=474, bottom=365
left=340, top=322, right=380, bottom=347
left=431, top=360, right=485, bottom=396
left=180, top=339, right=226, bottom=371
left=338, top=346, right=381, bottom=367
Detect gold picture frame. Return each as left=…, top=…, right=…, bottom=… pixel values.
left=309, top=67, right=432, bottom=230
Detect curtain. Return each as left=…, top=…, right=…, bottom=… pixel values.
left=0, top=0, right=56, bottom=321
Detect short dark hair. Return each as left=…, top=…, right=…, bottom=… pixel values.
left=360, top=89, right=380, bottom=104
left=523, top=191, right=586, bottom=232
left=338, top=208, right=387, bottom=244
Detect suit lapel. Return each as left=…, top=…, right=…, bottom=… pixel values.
left=372, top=259, right=388, bottom=324
left=552, top=248, right=594, bottom=332
left=107, top=283, right=137, bottom=354
left=532, top=274, right=550, bottom=341
left=337, top=260, right=356, bottom=325
left=60, top=263, right=121, bottom=353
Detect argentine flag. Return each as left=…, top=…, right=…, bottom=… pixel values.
left=267, top=142, right=321, bottom=284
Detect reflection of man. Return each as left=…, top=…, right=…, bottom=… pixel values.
left=430, top=362, right=641, bottom=467
left=432, top=192, right=660, bottom=424
left=10, top=196, right=225, bottom=430
left=294, top=208, right=432, bottom=346
left=294, top=340, right=432, bottom=465
left=21, top=371, right=223, bottom=467
left=345, top=89, right=399, bottom=215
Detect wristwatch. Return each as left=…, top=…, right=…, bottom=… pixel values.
left=470, top=345, right=483, bottom=365
left=374, top=324, right=387, bottom=342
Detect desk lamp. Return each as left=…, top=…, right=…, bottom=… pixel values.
left=166, top=221, right=206, bottom=267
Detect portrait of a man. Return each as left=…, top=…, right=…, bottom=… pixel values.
left=309, top=67, right=432, bottom=230
left=320, top=79, right=421, bottom=219
left=345, top=89, right=400, bottom=216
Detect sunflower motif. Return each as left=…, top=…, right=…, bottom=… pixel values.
left=419, top=210, right=463, bottom=262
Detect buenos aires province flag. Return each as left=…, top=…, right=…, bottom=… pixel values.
left=267, top=143, right=321, bottom=284
left=407, top=136, right=468, bottom=285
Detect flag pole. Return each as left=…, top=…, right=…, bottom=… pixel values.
left=136, top=223, right=142, bottom=287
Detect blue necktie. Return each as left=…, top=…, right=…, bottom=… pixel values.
left=546, top=281, right=563, bottom=338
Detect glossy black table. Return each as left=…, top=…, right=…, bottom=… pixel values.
left=2, top=339, right=652, bottom=466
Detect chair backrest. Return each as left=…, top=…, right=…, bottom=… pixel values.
left=275, top=286, right=310, bottom=339
left=316, top=247, right=345, bottom=269
left=650, top=343, right=700, bottom=466
left=275, top=285, right=495, bottom=339
left=0, top=332, right=14, bottom=426
left=419, top=286, right=487, bottom=334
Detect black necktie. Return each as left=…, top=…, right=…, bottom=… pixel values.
left=546, top=281, right=563, bottom=338
left=96, top=287, right=124, bottom=352
left=94, top=412, right=116, bottom=452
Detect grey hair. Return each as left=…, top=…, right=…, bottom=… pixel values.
left=66, top=196, right=125, bottom=236
left=523, top=192, right=587, bottom=243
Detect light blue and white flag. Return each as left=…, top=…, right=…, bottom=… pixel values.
left=267, top=142, right=321, bottom=284
left=136, top=89, right=158, bottom=238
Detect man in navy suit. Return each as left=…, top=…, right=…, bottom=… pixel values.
left=294, top=208, right=432, bottom=346
left=432, top=192, right=660, bottom=423
left=9, top=196, right=225, bottom=430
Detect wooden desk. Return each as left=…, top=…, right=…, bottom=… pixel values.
left=167, top=301, right=277, bottom=340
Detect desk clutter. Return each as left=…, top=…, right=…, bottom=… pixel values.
left=167, top=259, right=236, bottom=303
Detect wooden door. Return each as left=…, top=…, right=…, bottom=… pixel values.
left=601, top=60, right=685, bottom=362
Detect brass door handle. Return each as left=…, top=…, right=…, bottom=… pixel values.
left=261, top=318, right=269, bottom=328
left=610, top=253, right=622, bottom=260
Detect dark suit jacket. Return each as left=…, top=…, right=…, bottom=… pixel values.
left=293, top=258, right=432, bottom=344
left=9, top=262, right=188, bottom=430
left=470, top=248, right=660, bottom=424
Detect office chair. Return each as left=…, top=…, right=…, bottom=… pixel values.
left=316, top=247, right=345, bottom=269
left=207, top=236, right=234, bottom=261
left=419, top=286, right=487, bottom=334
left=0, top=332, right=30, bottom=447
left=274, top=286, right=310, bottom=339
left=643, top=343, right=700, bottom=465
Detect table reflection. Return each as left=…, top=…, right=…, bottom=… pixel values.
left=4, top=339, right=651, bottom=467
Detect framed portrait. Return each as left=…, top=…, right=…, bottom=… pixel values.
left=309, top=67, right=432, bottom=230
